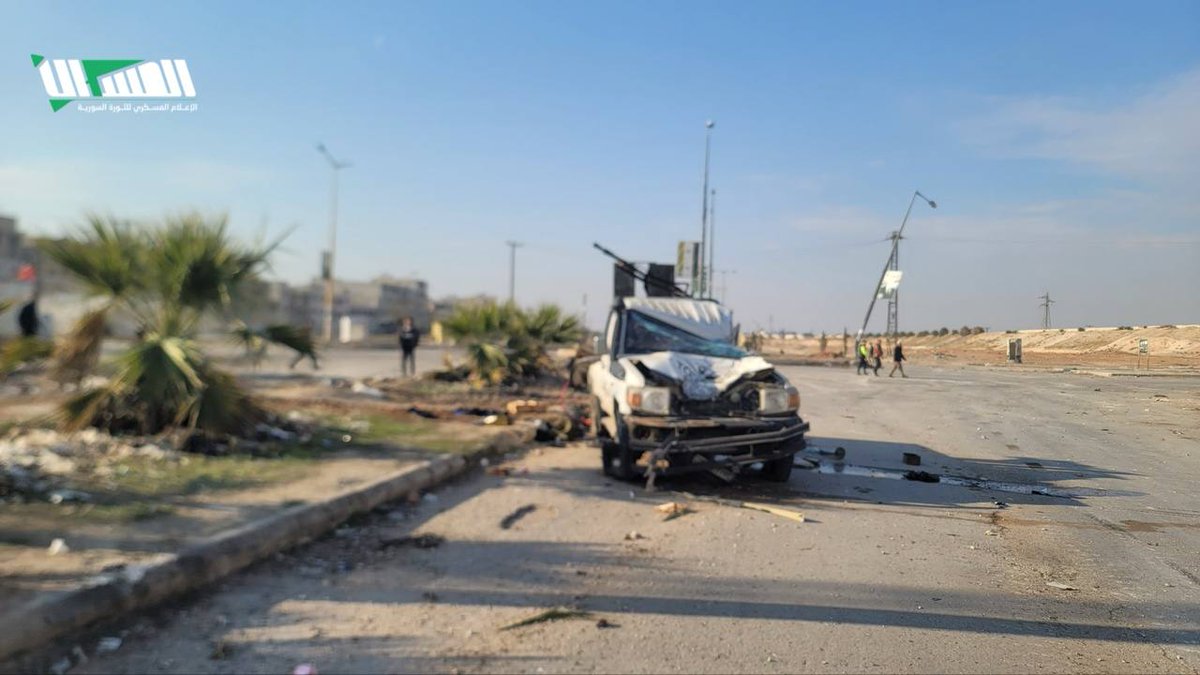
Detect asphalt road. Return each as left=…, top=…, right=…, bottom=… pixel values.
left=71, top=360, right=1200, bottom=674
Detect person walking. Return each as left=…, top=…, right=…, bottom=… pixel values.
left=399, top=316, right=420, bottom=377
left=872, top=339, right=883, bottom=376
left=889, top=340, right=908, bottom=378
left=856, top=341, right=870, bottom=375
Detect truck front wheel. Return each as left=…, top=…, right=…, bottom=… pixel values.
left=601, top=412, right=640, bottom=481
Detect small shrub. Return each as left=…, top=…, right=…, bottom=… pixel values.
left=972, top=326, right=985, bottom=335
left=1077, top=327, right=1086, bottom=332
left=958, top=326, right=971, bottom=336
left=1005, top=330, right=1017, bottom=334
left=1117, top=326, right=1133, bottom=331
left=938, top=327, right=950, bottom=336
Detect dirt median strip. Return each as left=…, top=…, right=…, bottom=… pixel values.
left=0, top=455, right=468, bottom=662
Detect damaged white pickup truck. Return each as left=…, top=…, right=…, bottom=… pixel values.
left=588, top=297, right=809, bottom=482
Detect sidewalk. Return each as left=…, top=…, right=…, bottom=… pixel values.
left=0, top=425, right=533, bottom=663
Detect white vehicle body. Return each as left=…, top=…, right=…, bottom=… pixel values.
left=588, top=297, right=808, bottom=481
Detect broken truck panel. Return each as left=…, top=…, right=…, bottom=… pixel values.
left=588, top=296, right=808, bottom=482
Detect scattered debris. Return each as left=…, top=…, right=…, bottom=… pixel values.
left=655, top=501, right=692, bottom=521
left=500, top=607, right=591, bottom=631
left=454, top=406, right=500, bottom=417
left=1046, top=581, right=1077, bottom=591
left=481, top=415, right=501, bottom=425
left=1025, top=461, right=1043, bottom=468
left=500, top=504, right=537, bottom=529
left=350, top=381, right=385, bottom=399
left=624, top=531, right=646, bottom=541
left=47, top=538, right=70, bottom=555
left=595, top=618, right=618, bottom=629
left=505, top=399, right=544, bottom=417
left=680, top=493, right=804, bottom=523
left=902, top=452, right=921, bottom=466
left=379, top=533, right=445, bottom=550
left=407, top=406, right=438, bottom=419
left=422, top=591, right=440, bottom=602
left=903, top=470, right=940, bottom=483
left=96, top=637, right=123, bottom=654
left=984, top=529, right=1000, bottom=537
left=738, top=501, right=805, bottom=523
left=993, top=500, right=1009, bottom=509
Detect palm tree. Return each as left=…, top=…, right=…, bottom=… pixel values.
left=443, top=301, right=581, bottom=384
left=40, top=213, right=316, bottom=434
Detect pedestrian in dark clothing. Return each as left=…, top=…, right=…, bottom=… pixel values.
left=399, top=316, right=420, bottom=377
left=18, top=300, right=39, bottom=337
left=889, top=341, right=908, bottom=378
left=872, top=339, right=883, bottom=376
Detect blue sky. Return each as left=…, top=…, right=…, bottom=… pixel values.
left=2, top=1, right=1198, bottom=332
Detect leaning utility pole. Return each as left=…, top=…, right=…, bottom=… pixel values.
left=885, top=230, right=903, bottom=336
left=857, top=190, right=936, bottom=342
left=1039, top=292, right=1054, bottom=328
left=506, top=240, right=523, bottom=304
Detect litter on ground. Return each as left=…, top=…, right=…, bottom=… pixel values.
left=500, top=607, right=592, bottom=631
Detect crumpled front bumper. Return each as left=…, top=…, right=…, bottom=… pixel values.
left=624, top=414, right=809, bottom=453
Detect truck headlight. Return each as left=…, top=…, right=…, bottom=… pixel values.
left=627, top=387, right=671, bottom=415
left=759, top=386, right=799, bottom=414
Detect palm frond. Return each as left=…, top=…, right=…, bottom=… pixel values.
left=58, top=387, right=120, bottom=432
left=184, top=362, right=262, bottom=433
left=51, top=307, right=108, bottom=384
left=262, top=324, right=317, bottom=360
left=38, top=215, right=146, bottom=299
left=0, top=338, right=55, bottom=376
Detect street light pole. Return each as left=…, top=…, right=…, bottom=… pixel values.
left=505, top=240, right=523, bottom=304
left=857, top=190, right=936, bottom=343
left=707, top=188, right=716, bottom=297
left=316, top=143, right=351, bottom=344
left=698, top=120, right=714, bottom=297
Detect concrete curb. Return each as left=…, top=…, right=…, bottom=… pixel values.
left=0, top=425, right=533, bottom=662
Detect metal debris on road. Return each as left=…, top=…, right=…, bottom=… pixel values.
left=379, top=532, right=445, bottom=549
left=595, top=618, right=618, bottom=629
left=624, top=531, right=646, bottom=540
left=680, top=492, right=805, bottom=523
left=655, top=501, right=693, bottom=521
left=500, top=607, right=592, bottom=631
left=903, top=470, right=940, bottom=483
left=96, top=636, right=123, bottom=654
left=500, top=504, right=537, bottom=529
left=1046, top=581, right=1078, bottom=591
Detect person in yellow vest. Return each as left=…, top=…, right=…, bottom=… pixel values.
left=856, top=341, right=870, bottom=375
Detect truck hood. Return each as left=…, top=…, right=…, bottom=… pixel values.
left=627, top=351, right=775, bottom=400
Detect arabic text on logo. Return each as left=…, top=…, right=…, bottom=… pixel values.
left=31, top=54, right=196, bottom=112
